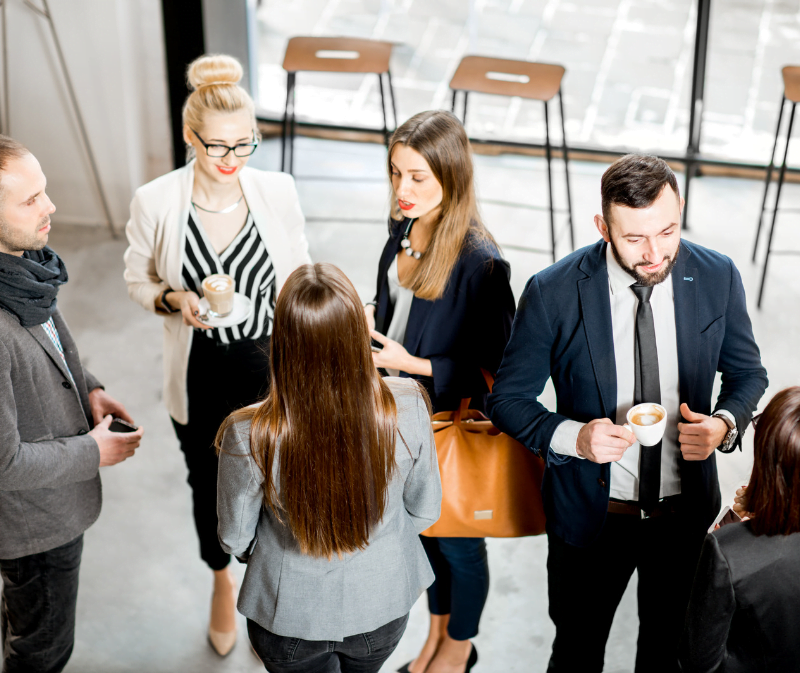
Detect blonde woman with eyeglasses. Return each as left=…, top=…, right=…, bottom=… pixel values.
left=123, top=53, right=310, bottom=656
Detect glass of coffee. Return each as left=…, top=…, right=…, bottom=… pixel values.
left=201, top=273, right=235, bottom=318
left=623, top=403, right=667, bottom=446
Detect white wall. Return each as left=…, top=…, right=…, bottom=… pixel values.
left=2, top=0, right=172, bottom=229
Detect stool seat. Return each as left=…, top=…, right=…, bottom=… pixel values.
left=783, top=66, right=800, bottom=104
left=282, top=36, right=393, bottom=74
left=450, top=56, right=565, bottom=102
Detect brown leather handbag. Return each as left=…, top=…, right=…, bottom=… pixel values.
left=421, top=372, right=546, bottom=538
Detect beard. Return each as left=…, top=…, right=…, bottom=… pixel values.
left=0, top=215, right=49, bottom=254
left=610, top=238, right=680, bottom=287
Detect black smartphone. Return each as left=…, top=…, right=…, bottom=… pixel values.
left=109, top=418, right=138, bottom=433
left=370, top=338, right=383, bottom=352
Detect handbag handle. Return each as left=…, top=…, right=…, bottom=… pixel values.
left=453, top=369, right=496, bottom=426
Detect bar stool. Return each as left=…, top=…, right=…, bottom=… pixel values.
left=752, top=66, right=800, bottom=308
left=449, top=56, right=574, bottom=263
left=281, top=36, right=398, bottom=175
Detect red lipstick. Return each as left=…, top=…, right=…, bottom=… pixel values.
left=398, top=199, right=415, bottom=211
left=217, top=165, right=237, bottom=175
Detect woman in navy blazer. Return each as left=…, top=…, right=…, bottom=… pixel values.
left=679, top=387, right=800, bottom=673
left=366, top=111, right=515, bottom=673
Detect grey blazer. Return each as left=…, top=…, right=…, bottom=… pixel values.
left=0, top=307, right=102, bottom=559
left=217, top=377, right=441, bottom=642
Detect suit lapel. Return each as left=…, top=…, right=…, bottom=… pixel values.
left=404, top=297, right=434, bottom=355
left=672, top=242, right=698, bottom=408
left=26, top=320, right=74, bottom=386
left=577, top=243, right=617, bottom=419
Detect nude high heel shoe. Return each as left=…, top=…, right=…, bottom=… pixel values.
left=208, top=571, right=237, bottom=656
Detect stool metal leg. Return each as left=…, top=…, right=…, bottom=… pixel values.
left=753, top=94, right=786, bottom=262
left=463, top=92, right=470, bottom=127
left=387, top=70, right=398, bottom=130
left=558, top=89, right=575, bottom=252
left=378, top=73, right=389, bottom=147
left=280, top=71, right=293, bottom=173
left=544, top=101, right=556, bottom=264
left=451, top=89, right=457, bottom=113
left=289, top=72, right=297, bottom=176
left=758, top=102, right=796, bottom=308
left=682, top=158, right=696, bottom=231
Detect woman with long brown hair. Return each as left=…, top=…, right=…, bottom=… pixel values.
left=365, top=111, right=516, bottom=673
left=680, top=387, right=800, bottom=672
left=216, top=262, right=441, bottom=672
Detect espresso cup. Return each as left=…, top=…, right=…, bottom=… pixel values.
left=201, top=273, right=235, bottom=318
left=623, top=403, right=667, bottom=447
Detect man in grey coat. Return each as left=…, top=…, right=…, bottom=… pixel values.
left=0, top=135, right=144, bottom=673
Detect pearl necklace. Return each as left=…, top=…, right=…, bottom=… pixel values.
left=400, top=218, right=424, bottom=259
left=192, top=194, right=244, bottom=215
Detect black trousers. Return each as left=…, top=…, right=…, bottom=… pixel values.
left=420, top=536, right=489, bottom=640
left=0, top=535, right=83, bottom=673
left=546, top=511, right=705, bottom=673
left=247, top=614, right=409, bottom=673
left=172, top=334, right=270, bottom=571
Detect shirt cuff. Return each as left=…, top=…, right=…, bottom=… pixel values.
left=551, top=420, right=586, bottom=459
left=714, top=409, right=736, bottom=428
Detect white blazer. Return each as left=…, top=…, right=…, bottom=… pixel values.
left=123, top=161, right=311, bottom=424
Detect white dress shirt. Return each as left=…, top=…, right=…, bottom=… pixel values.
left=551, top=244, right=733, bottom=501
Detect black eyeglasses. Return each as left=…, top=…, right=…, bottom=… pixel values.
left=191, top=129, right=258, bottom=158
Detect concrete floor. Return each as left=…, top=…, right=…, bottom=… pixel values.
left=49, top=137, right=799, bottom=672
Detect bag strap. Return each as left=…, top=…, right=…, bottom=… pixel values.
left=481, top=368, right=495, bottom=393
left=453, top=370, right=495, bottom=426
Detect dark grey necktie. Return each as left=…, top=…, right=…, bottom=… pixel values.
left=631, top=283, right=661, bottom=514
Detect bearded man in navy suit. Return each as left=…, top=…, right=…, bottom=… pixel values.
left=488, top=154, right=767, bottom=673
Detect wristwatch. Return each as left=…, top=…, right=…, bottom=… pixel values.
left=713, top=413, right=738, bottom=451
left=159, top=288, right=177, bottom=314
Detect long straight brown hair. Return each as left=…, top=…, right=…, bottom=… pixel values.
left=745, top=386, right=800, bottom=536
left=218, top=263, right=399, bottom=558
left=388, top=110, right=498, bottom=301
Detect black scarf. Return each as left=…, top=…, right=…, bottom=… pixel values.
left=0, top=246, right=68, bottom=327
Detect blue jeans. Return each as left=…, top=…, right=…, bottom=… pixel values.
left=420, top=536, right=490, bottom=640
left=0, top=535, right=83, bottom=673
left=247, top=613, right=409, bottom=673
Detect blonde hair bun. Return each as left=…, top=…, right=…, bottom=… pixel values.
left=187, top=54, right=243, bottom=91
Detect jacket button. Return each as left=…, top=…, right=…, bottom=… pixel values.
left=62, top=381, right=72, bottom=389
left=598, top=478, right=607, bottom=488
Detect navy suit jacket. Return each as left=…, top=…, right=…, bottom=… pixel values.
left=487, top=239, right=768, bottom=547
left=374, top=218, right=516, bottom=413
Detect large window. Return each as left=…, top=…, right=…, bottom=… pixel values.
left=255, top=0, right=800, bottom=163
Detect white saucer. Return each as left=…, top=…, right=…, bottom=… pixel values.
left=198, top=293, right=253, bottom=328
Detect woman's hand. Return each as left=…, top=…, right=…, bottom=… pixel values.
left=364, top=304, right=376, bottom=332
left=732, top=485, right=753, bottom=521
left=166, top=291, right=212, bottom=330
left=370, top=331, right=432, bottom=377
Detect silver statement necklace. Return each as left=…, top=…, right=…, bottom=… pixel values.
left=400, top=218, right=424, bottom=259
left=192, top=194, right=244, bottom=215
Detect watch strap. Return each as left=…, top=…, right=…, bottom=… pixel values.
left=160, top=288, right=177, bottom=314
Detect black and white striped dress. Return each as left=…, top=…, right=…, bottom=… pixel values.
left=182, top=208, right=276, bottom=344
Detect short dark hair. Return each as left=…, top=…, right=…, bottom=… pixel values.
left=746, top=387, right=800, bottom=536
left=601, top=154, right=680, bottom=225
left=0, top=134, right=29, bottom=203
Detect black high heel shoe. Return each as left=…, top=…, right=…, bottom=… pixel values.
left=465, top=644, right=478, bottom=671
left=397, top=644, right=478, bottom=673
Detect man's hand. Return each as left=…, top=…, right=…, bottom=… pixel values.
left=88, top=388, right=134, bottom=427
left=576, top=419, right=636, bottom=463
left=677, top=403, right=728, bottom=461
left=88, top=415, right=144, bottom=467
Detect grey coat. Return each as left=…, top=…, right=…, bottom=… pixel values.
left=0, top=307, right=102, bottom=559
left=217, top=377, right=441, bottom=642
